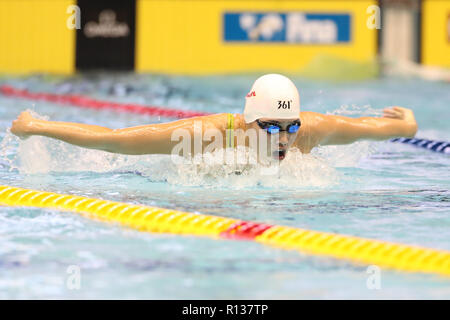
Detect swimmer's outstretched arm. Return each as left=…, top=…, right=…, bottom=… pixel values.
left=317, top=106, right=418, bottom=145
left=10, top=111, right=226, bottom=155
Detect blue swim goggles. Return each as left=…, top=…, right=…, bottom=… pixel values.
left=256, top=119, right=301, bottom=134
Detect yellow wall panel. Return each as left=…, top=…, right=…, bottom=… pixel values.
left=0, top=0, right=75, bottom=74
left=136, top=0, right=377, bottom=74
left=422, top=0, right=450, bottom=68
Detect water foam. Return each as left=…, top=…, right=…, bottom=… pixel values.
left=2, top=130, right=340, bottom=189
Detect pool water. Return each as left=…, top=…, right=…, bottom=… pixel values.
left=0, top=74, right=449, bottom=299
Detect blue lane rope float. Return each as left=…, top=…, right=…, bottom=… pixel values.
left=390, top=138, right=450, bottom=154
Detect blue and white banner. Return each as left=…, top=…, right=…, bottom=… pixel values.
left=223, top=12, right=351, bottom=43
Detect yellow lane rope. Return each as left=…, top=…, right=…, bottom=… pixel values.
left=256, top=227, right=449, bottom=275
left=0, top=185, right=238, bottom=236
left=0, top=185, right=449, bottom=276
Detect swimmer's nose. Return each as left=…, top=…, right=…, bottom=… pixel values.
left=278, top=142, right=288, bottom=150
left=279, top=132, right=289, bottom=146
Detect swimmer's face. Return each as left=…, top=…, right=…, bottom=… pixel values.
left=250, top=118, right=300, bottom=161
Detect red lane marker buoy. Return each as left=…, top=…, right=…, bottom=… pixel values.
left=220, top=221, right=274, bottom=240
left=0, top=85, right=211, bottom=119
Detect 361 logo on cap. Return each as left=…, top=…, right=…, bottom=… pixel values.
left=246, top=91, right=256, bottom=98
left=278, top=100, right=292, bottom=109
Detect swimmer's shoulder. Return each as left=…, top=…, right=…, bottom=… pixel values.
left=183, top=113, right=233, bottom=131
left=296, top=111, right=330, bottom=152
left=299, top=111, right=328, bottom=124
left=234, top=113, right=245, bottom=129
left=211, top=113, right=245, bottom=131
left=298, top=111, right=330, bottom=133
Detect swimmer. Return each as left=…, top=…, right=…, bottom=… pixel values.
left=10, top=74, right=418, bottom=161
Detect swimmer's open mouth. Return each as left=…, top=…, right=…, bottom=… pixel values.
left=274, top=150, right=286, bottom=160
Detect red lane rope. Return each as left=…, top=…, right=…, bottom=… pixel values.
left=220, top=221, right=274, bottom=240
left=0, top=85, right=211, bottom=119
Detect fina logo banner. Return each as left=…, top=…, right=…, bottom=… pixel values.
left=223, top=12, right=351, bottom=43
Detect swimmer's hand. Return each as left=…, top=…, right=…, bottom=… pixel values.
left=383, top=106, right=415, bottom=122
left=11, top=111, right=36, bottom=139
left=383, top=106, right=418, bottom=137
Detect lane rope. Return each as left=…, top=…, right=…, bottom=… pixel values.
left=0, top=185, right=449, bottom=276
left=0, top=85, right=211, bottom=119
left=390, top=137, right=450, bottom=154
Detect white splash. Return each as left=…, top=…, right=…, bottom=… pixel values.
left=2, top=130, right=340, bottom=188
left=160, top=147, right=340, bottom=188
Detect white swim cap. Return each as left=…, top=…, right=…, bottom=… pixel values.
left=243, top=74, right=300, bottom=123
